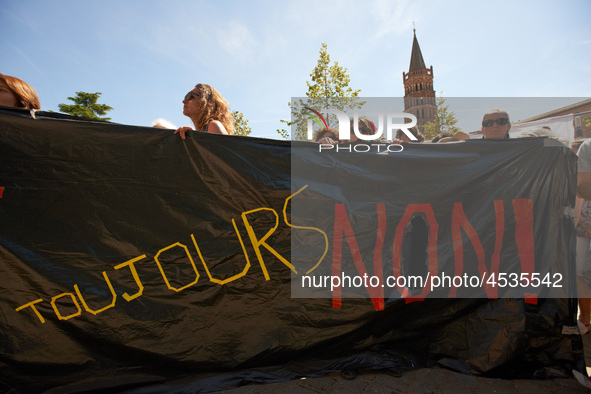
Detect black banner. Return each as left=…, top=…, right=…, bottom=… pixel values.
left=0, top=108, right=584, bottom=393
left=290, top=132, right=578, bottom=301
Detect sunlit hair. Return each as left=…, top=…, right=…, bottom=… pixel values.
left=151, top=118, right=176, bottom=129
left=482, top=108, right=510, bottom=122
left=0, top=73, right=40, bottom=110
left=191, top=83, right=234, bottom=135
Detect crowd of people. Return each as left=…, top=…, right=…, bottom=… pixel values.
left=2, top=73, right=591, bottom=338
left=0, top=73, right=234, bottom=139
left=312, top=108, right=513, bottom=145
left=0, top=72, right=552, bottom=145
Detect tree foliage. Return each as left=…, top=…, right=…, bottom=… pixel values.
left=58, top=92, right=113, bottom=121
left=421, top=93, right=460, bottom=140
left=232, top=110, right=252, bottom=136
left=277, top=42, right=363, bottom=140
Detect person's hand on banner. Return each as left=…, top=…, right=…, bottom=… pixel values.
left=174, top=126, right=194, bottom=140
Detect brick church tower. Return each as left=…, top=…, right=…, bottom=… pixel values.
left=403, top=29, right=436, bottom=133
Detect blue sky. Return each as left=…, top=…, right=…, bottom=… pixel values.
left=2, top=0, right=590, bottom=139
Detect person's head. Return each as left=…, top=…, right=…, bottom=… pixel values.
left=396, top=125, right=424, bottom=143
left=481, top=109, right=511, bottom=139
left=182, top=83, right=234, bottom=134
left=151, top=118, right=176, bottom=129
left=518, top=127, right=568, bottom=147
left=351, top=116, right=376, bottom=136
left=339, top=117, right=377, bottom=143
left=314, top=128, right=338, bottom=143
left=0, top=73, right=40, bottom=109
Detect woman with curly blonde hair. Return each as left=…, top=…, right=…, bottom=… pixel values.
left=0, top=73, right=40, bottom=110
left=174, top=83, right=234, bottom=138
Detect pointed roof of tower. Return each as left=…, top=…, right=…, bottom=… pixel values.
left=408, top=28, right=426, bottom=72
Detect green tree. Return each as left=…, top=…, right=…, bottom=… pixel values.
left=277, top=42, right=363, bottom=140
left=58, top=92, right=113, bottom=121
left=421, top=93, right=460, bottom=140
left=585, top=116, right=591, bottom=128
left=232, top=110, right=252, bottom=136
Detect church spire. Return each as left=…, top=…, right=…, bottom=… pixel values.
left=409, top=28, right=426, bottom=72
left=402, top=28, right=436, bottom=134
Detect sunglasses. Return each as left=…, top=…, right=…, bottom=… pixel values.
left=482, top=117, right=509, bottom=127
left=184, top=91, right=200, bottom=101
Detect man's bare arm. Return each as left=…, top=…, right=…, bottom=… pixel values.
left=577, top=172, right=591, bottom=200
